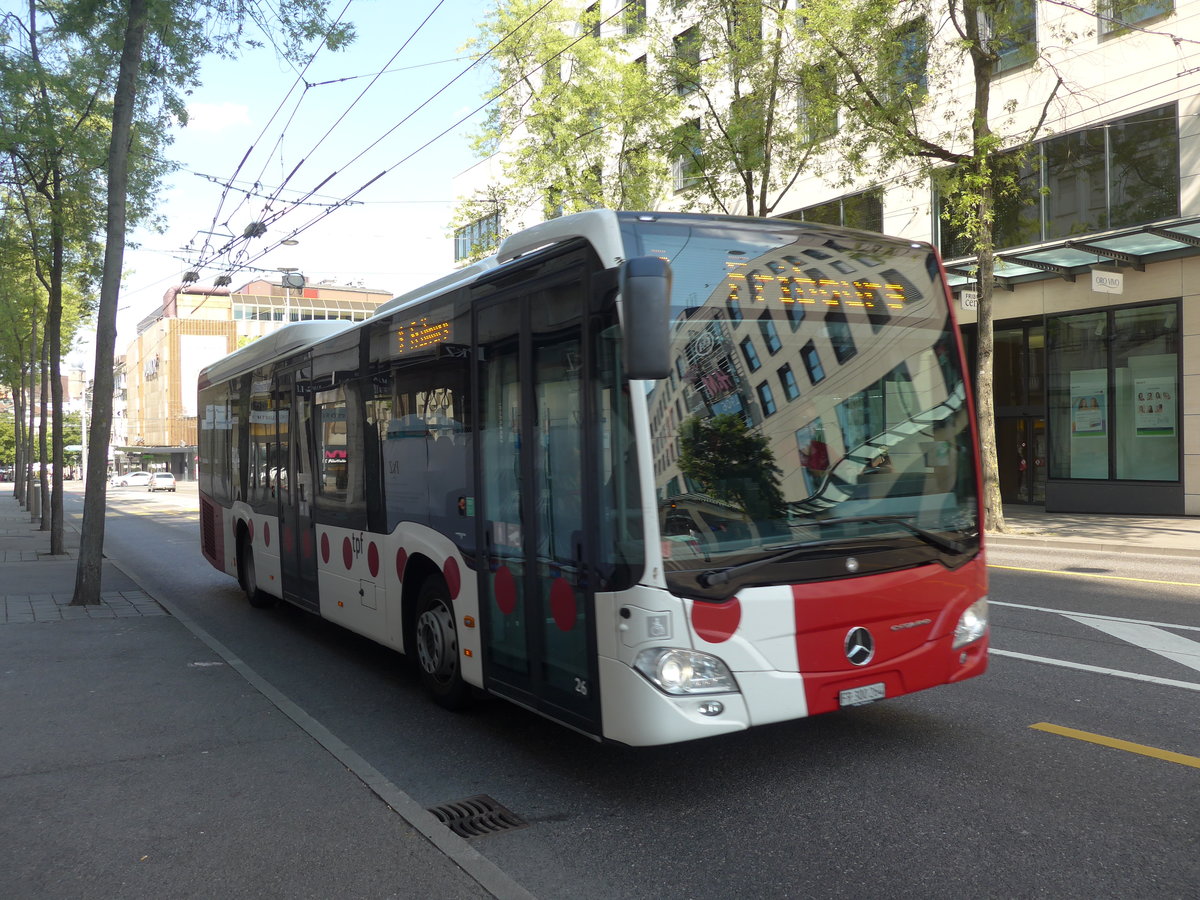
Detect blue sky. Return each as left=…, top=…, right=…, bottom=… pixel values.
left=4, top=0, right=498, bottom=359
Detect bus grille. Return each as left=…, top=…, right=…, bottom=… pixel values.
left=200, top=498, right=217, bottom=560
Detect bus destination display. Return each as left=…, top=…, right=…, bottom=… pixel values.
left=395, top=316, right=451, bottom=357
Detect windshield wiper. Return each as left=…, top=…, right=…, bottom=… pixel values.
left=807, top=515, right=969, bottom=555
left=697, top=536, right=860, bottom=587
left=695, top=516, right=970, bottom=588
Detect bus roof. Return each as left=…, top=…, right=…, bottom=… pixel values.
left=199, top=320, right=353, bottom=387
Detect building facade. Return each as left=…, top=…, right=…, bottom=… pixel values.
left=120, top=280, right=392, bottom=478
left=452, top=0, right=1200, bottom=516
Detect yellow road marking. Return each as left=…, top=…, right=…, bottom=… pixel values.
left=1030, top=722, right=1200, bottom=769
left=989, top=563, right=1200, bottom=588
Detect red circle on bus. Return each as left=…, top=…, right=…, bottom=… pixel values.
left=342, top=537, right=353, bottom=570
left=320, top=532, right=330, bottom=564
left=396, top=548, right=408, bottom=580
left=367, top=542, right=379, bottom=577
left=494, top=566, right=516, bottom=615
left=444, top=557, right=460, bottom=599
left=691, top=597, right=741, bottom=643
left=550, top=578, right=576, bottom=632
left=264, top=522, right=271, bottom=547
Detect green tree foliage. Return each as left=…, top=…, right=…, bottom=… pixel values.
left=651, top=0, right=812, bottom=215
left=460, top=0, right=814, bottom=231
left=0, top=1, right=354, bottom=604
left=458, top=0, right=674, bottom=243
left=679, top=413, right=785, bottom=521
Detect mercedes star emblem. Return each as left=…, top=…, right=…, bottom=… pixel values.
left=844, top=626, right=875, bottom=666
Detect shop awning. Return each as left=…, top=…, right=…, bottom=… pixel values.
left=943, top=216, right=1200, bottom=291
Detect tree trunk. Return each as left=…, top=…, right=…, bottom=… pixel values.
left=48, top=170, right=65, bottom=554
left=23, top=323, right=37, bottom=514
left=38, top=327, right=48, bottom=530
left=975, top=225, right=1006, bottom=533
left=13, top=335, right=26, bottom=504
left=964, top=2, right=1006, bottom=534
left=73, top=0, right=149, bottom=604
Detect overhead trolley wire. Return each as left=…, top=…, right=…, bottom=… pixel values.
left=215, top=1, right=643, bottom=279
left=194, top=0, right=357, bottom=260
left=187, top=0, right=568, bottom=280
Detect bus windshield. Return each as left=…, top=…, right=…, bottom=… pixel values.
left=624, top=215, right=979, bottom=599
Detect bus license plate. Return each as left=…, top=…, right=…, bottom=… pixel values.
left=839, top=683, right=885, bottom=707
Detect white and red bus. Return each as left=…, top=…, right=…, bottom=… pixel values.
left=198, top=210, right=987, bottom=746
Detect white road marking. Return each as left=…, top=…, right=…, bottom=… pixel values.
left=990, top=600, right=1200, bottom=633
left=1064, top=616, right=1200, bottom=675
left=989, top=649, right=1200, bottom=692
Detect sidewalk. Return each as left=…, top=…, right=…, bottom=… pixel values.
left=992, top=505, right=1200, bottom=558
left=0, top=491, right=516, bottom=900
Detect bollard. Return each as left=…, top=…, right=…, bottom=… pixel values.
left=29, top=480, right=40, bottom=523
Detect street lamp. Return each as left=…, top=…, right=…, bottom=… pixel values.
left=278, top=238, right=302, bottom=324
left=278, top=267, right=305, bottom=323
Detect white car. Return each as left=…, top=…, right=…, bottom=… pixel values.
left=148, top=473, right=176, bottom=492
left=114, top=471, right=152, bottom=487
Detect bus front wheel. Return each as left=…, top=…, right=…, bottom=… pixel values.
left=414, top=578, right=471, bottom=709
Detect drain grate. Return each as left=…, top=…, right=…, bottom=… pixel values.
left=428, top=794, right=528, bottom=838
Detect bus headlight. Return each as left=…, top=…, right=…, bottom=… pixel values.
left=952, top=598, right=988, bottom=648
left=633, top=648, right=739, bottom=695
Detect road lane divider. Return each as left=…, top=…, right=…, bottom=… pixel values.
left=990, top=601, right=1200, bottom=633
left=1030, top=722, right=1200, bottom=769
left=989, top=649, right=1200, bottom=692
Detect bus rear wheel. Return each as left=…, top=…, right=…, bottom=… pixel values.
left=238, top=537, right=275, bottom=609
left=414, top=578, right=471, bottom=709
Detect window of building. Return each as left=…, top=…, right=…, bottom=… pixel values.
left=732, top=0, right=763, bottom=53
left=740, top=336, right=761, bottom=371
left=672, top=118, right=703, bottom=192
left=825, top=303, right=858, bottom=364
left=454, top=212, right=500, bottom=262
left=673, top=26, right=701, bottom=95
left=801, top=340, right=825, bottom=384
left=985, top=0, right=1037, bottom=73
left=887, top=18, right=928, bottom=100
left=935, top=104, right=1179, bottom=258
left=1044, top=127, right=1108, bottom=239
left=624, top=0, right=646, bottom=35
left=786, top=298, right=806, bottom=331
left=778, top=364, right=800, bottom=401
left=797, top=65, right=837, bottom=144
left=1107, top=105, right=1179, bottom=228
left=756, top=381, right=776, bottom=417
left=731, top=93, right=765, bottom=170
left=782, top=189, right=884, bottom=232
left=584, top=2, right=600, bottom=39
left=1048, top=302, right=1179, bottom=482
left=727, top=284, right=744, bottom=325
left=758, top=312, right=782, bottom=354
left=1099, top=0, right=1173, bottom=37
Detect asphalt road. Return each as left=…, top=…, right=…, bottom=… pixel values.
left=93, top=484, right=1200, bottom=899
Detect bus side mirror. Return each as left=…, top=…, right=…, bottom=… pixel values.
left=619, top=256, right=671, bottom=381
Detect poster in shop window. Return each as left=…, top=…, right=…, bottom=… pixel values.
left=1070, top=379, right=1106, bottom=435
left=1134, top=377, right=1176, bottom=437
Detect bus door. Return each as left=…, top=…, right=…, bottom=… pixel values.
left=277, top=367, right=319, bottom=611
left=476, top=268, right=601, bottom=736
